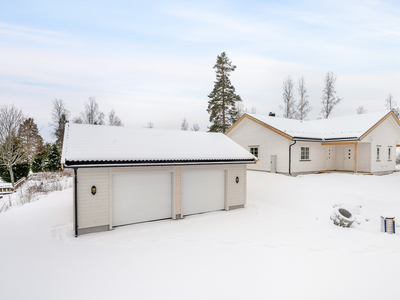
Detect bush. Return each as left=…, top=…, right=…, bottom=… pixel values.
left=0, top=162, right=30, bottom=183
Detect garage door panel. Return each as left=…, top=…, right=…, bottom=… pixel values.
left=182, top=169, right=225, bottom=216
left=112, top=172, right=172, bottom=226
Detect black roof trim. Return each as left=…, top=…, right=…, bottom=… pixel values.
left=65, top=158, right=255, bottom=166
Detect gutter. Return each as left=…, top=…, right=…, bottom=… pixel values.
left=289, top=141, right=297, bottom=176
left=73, top=167, right=78, bottom=238
left=63, top=160, right=255, bottom=169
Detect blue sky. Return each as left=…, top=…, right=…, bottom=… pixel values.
left=1, top=0, right=399, bottom=140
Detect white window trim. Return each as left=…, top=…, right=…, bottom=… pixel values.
left=300, top=147, right=310, bottom=161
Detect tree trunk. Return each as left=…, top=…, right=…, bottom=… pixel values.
left=9, top=167, right=15, bottom=188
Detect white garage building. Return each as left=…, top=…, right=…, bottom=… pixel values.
left=61, top=124, right=256, bottom=236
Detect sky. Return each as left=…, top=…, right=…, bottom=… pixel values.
left=1, top=0, right=399, bottom=141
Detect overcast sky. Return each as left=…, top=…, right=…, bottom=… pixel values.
left=1, top=0, right=399, bottom=141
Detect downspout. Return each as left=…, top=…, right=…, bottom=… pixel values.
left=73, top=167, right=78, bottom=237
left=289, top=141, right=297, bottom=176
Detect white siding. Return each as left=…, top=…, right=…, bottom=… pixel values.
left=76, top=164, right=247, bottom=231
left=357, top=143, right=371, bottom=172
left=77, top=168, right=110, bottom=229
left=362, top=116, right=400, bottom=173
left=291, top=142, right=326, bottom=173
left=227, top=164, right=247, bottom=207
left=227, top=117, right=290, bottom=173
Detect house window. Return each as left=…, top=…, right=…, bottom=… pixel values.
left=376, top=147, right=380, bottom=160
left=250, top=147, right=259, bottom=158
left=388, top=147, right=392, bottom=160
left=301, top=147, right=309, bottom=160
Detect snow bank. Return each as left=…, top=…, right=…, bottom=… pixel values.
left=1, top=171, right=400, bottom=300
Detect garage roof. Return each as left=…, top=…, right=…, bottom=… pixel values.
left=61, top=123, right=256, bottom=167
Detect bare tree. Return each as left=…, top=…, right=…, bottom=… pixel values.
left=74, top=97, right=105, bottom=125
left=0, top=105, right=26, bottom=186
left=356, top=106, right=367, bottom=114
left=108, top=109, right=123, bottom=126
left=321, top=72, right=342, bottom=118
left=191, top=124, right=200, bottom=131
left=50, top=99, right=70, bottom=151
left=181, top=118, right=189, bottom=131
left=237, top=103, right=257, bottom=119
left=144, top=122, right=154, bottom=129
left=280, top=76, right=296, bottom=119
left=236, top=103, right=245, bottom=119
left=296, top=77, right=312, bottom=121
left=385, top=94, right=400, bottom=119
left=18, top=118, right=44, bottom=164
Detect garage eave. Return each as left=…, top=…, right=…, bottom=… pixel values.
left=64, top=159, right=256, bottom=168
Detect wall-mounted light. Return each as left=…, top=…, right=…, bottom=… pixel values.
left=91, top=186, right=97, bottom=195
left=236, top=177, right=239, bottom=184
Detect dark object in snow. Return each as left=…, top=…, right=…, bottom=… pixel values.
left=269, top=112, right=275, bottom=117
left=381, top=215, right=395, bottom=234
left=330, top=207, right=355, bottom=228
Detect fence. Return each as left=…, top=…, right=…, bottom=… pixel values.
left=0, top=177, right=27, bottom=196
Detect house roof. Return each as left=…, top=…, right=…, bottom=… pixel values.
left=61, top=123, right=256, bottom=167
left=228, top=110, right=398, bottom=141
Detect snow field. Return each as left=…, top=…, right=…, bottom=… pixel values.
left=1, top=171, right=400, bottom=299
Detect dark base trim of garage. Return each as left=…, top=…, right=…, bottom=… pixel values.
left=78, top=225, right=109, bottom=235
left=229, top=204, right=245, bottom=210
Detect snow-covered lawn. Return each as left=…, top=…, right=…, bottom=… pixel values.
left=1, top=171, right=400, bottom=300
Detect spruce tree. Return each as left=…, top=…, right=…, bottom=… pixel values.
left=207, top=52, right=242, bottom=133
left=44, top=143, right=61, bottom=171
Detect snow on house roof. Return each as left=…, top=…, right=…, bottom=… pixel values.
left=61, top=123, right=256, bottom=166
left=246, top=110, right=393, bottom=141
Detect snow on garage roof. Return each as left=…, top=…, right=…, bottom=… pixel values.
left=61, top=123, right=256, bottom=166
left=244, top=110, right=394, bottom=141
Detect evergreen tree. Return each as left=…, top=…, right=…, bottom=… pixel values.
left=0, top=162, right=30, bottom=183
left=31, top=143, right=50, bottom=173
left=44, top=144, right=61, bottom=171
left=207, top=52, right=242, bottom=133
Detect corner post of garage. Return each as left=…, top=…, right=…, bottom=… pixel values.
left=354, top=142, right=358, bottom=173
left=73, top=167, right=78, bottom=237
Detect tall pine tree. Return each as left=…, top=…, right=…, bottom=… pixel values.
left=207, top=52, right=242, bottom=133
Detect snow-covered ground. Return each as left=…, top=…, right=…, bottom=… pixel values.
left=1, top=171, right=400, bottom=300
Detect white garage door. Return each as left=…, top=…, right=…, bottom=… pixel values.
left=182, top=169, right=225, bottom=216
left=112, top=171, right=172, bottom=227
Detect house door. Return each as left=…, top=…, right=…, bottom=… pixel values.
left=326, top=147, right=334, bottom=170
left=344, top=147, right=354, bottom=171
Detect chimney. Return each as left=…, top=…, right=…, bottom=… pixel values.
left=269, top=112, right=275, bottom=117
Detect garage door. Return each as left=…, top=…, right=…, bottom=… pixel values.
left=112, top=171, right=172, bottom=226
left=182, top=169, right=225, bottom=216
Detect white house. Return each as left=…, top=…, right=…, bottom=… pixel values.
left=226, top=110, right=400, bottom=175
left=61, top=124, right=256, bottom=236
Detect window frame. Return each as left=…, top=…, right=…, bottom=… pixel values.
left=300, top=147, right=310, bottom=160
left=376, top=147, right=380, bottom=161
left=388, top=146, right=392, bottom=161
left=250, top=147, right=259, bottom=158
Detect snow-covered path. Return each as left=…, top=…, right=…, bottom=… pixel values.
left=1, top=172, right=400, bottom=300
